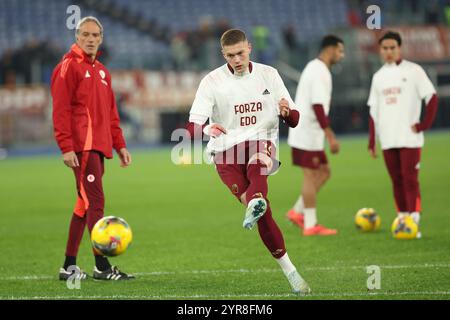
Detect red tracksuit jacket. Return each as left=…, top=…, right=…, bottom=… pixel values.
left=51, top=44, right=126, bottom=159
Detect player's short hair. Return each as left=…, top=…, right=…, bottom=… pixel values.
left=75, top=16, right=103, bottom=38
left=220, top=29, right=247, bottom=47
left=320, top=35, right=344, bottom=50
left=378, top=31, right=402, bottom=46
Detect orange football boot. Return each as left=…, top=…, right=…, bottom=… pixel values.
left=286, top=209, right=304, bottom=229
left=303, top=224, right=337, bottom=236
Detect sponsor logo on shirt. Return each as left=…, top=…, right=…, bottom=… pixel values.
left=262, top=89, right=270, bottom=95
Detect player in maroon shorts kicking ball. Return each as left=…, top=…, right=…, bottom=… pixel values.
left=186, top=29, right=311, bottom=294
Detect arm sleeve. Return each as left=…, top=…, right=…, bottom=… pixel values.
left=312, top=104, right=330, bottom=129
left=368, top=114, right=376, bottom=150
left=190, top=77, right=215, bottom=119
left=281, top=109, right=300, bottom=128
left=415, top=94, right=438, bottom=132
left=51, top=60, right=76, bottom=154
left=110, top=89, right=127, bottom=153
left=186, top=114, right=208, bottom=139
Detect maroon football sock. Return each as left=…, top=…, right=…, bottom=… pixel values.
left=65, top=213, right=87, bottom=257
left=257, top=205, right=286, bottom=259
left=245, top=160, right=269, bottom=201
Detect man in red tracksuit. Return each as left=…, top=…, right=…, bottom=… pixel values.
left=52, top=16, right=134, bottom=281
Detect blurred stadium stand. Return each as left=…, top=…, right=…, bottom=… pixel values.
left=0, top=0, right=449, bottom=151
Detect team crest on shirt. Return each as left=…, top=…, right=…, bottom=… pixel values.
left=231, top=184, right=239, bottom=194
left=87, top=174, right=95, bottom=182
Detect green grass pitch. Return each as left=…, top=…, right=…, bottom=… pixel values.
left=1, top=131, right=449, bottom=300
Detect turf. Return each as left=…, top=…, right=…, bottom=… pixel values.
left=0, top=131, right=449, bottom=300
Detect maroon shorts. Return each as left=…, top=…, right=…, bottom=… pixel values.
left=73, top=151, right=105, bottom=217
left=214, top=140, right=276, bottom=200
left=291, top=148, right=328, bottom=169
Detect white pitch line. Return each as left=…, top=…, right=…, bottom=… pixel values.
left=1, top=263, right=449, bottom=281
left=3, top=291, right=450, bottom=300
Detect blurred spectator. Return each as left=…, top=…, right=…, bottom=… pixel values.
left=185, top=29, right=204, bottom=70
left=251, top=24, right=272, bottom=64
left=214, top=19, right=231, bottom=38
left=170, top=33, right=190, bottom=70
left=0, top=50, right=17, bottom=86
left=198, top=16, right=215, bottom=70
left=283, top=25, right=298, bottom=50
left=169, top=17, right=232, bottom=71
left=445, top=4, right=450, bottom=26
left=281, top=25, right=308, bottom=70
left=425, top=0, right=440, bottom=24
left=346, top=0, right=363, bottom=26
left=0, top=39, right=61, bottom=86
left=99, top=43, right=111, bottom=65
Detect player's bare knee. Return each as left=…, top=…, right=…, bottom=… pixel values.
left=303, top=168, right=316, bottom=181
left=322, top=167, right=331, bottom=181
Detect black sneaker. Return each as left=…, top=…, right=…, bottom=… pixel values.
left=59, top=266, right=89, bottom=281
left=93, top=266, right=135, bottom=280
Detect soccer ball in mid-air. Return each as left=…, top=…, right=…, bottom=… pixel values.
left=355, top=208, right=381, bottom=232
left=391, top=215, right=418, bottom=240
left=91, top=216, right=132, bottom=256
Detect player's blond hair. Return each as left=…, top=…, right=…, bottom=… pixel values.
left=220, top=29, right=247, bottom=47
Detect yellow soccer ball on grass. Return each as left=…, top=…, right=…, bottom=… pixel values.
left=391, top=215, right=418, bottom=240
left=91, top=216, right=133, bottom=256
left=355, top=208, right=381, bottom=232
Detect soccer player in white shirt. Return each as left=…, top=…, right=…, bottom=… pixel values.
left=367, top=31, right=438, bottom=238
left=186, top=29, right=311, bottom=294
left=286, top=35, right=345, bottom=236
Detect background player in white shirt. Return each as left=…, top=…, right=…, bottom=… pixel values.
left=286, top=35, right=344, bottom=236
left=367, top=31, right=438, bottom=238
left=186, top=29, right=311, bottom=293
